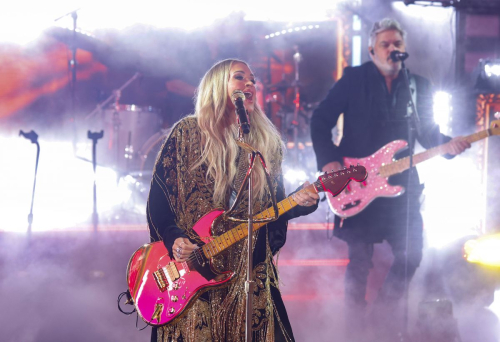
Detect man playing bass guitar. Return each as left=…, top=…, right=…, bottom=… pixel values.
left=310, top=18, right=470, bottom=341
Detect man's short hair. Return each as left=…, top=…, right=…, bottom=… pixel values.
left=368, top=18, right=406, bottom=48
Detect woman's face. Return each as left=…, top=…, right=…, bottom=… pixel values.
left=227, top=62, right=256, bottom=117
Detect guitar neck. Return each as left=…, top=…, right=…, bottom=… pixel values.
left=201, top=182, right=320, bottom=259
left=379, top=129, right=490, bottom=177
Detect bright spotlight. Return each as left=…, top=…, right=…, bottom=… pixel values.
left=433, top=91, right=452, bottom=133
left=484, top=61, right=500, bottom=77
left=284, top=168, right=308, bottom=184
left=464, top=234, right=500, bottom=267
left=474, top=59, right=500, bottom=92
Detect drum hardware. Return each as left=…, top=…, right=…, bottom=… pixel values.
left=88, top=130, right=104, bottom=232
left=85, top=73, right=141, bottom=121
left=54, top=9, right=80, bottom=153
left=82, top=73, right=164, bottom=175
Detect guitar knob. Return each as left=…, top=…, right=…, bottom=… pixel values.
left=171, top=295, right=178, bottom=302
left=169, top=307, right=175, bottom=314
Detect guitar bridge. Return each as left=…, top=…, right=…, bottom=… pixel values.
left=153, top=268, right=169, bottom=292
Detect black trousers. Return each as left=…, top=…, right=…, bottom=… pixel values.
left=343, top=219, right=423, bottom=339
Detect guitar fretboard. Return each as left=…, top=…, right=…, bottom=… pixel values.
left=201, top=181, right=321, bottom=259
left=379, top=128, right=491, bottom=178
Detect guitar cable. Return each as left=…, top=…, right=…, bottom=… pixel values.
left=117, top=290, right=150, bottom=331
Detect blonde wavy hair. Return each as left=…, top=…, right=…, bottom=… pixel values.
left=193, top=59, right=284, bottom=204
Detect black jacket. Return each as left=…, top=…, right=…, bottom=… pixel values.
left=310, top=62, right=452, bottom=241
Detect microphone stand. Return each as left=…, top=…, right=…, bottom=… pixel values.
left=88, top=130, right=104, bottom=233
left=400, top=58, right=421, bottom=340
left=223, top=124, right=279, bottom=342
left=19, top=130, right=40, bottom=241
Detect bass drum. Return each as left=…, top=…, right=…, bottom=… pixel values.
left=94, top=104, right=163, bottom=173
left=135, top=128, right=172, bottom=178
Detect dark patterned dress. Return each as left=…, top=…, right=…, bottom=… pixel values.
left=147, top=116, right=316, bottom=342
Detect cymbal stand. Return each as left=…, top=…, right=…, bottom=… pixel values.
left=291, top=45, right=303, bottom=163
left=88, top=130, right=104, bottom=233
left=112, top=90, right=122, bottom=172
left=19, top=130, right=40, bottom=241
left=54, top=8, right=80, bottom=153
left=84, top=72, right=141, bottom=121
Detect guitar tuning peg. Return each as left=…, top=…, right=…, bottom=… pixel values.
left=343, top=166, right=347, bottom=170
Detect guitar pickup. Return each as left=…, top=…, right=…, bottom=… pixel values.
left=166, top=262, right=181, bottom=281
left=341, top=200, right=361, bottom=211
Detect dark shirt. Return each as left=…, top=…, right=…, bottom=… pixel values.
left=311, top=61, right=452, bottom=192
left=310, top=62, right=452, bottom=242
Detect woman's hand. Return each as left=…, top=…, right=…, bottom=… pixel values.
left=172, top=237, right=197, bottom=262
left=292, top=181, right=320, bottom=207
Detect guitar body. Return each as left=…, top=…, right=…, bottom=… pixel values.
left=126, top=209, right=234, bottom=327
left=327, top=140, right=407, bottom=218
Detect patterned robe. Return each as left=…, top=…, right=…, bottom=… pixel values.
left=147, top=116, right=314, bottom=341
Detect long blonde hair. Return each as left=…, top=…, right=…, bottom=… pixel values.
left=193, top=59, right=284, bottom=204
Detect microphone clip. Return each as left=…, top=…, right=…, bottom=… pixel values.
left=19, top=130, right=39, bottom=144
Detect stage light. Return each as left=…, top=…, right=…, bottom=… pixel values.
left=464, top=233, right=500, bottom=267
left=484, top=62, right=500, bottom=78
left=284, top=168, right=308, bottom=184
left=473, top=59, right=500, bottom=93
left=433, top=91, right=452, bottom=134
left=264, top=24, right=320, bottom=40
left=419, top=156, right=483, bottom=250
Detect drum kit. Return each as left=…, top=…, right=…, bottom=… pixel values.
left=82, top=72, right=169, bottom=179
left=263, top=46, right=318, bottom=160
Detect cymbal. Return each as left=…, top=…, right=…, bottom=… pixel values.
left=265, top=80, right=304, bottom=92
left=45, top=26, right=109, bottom=54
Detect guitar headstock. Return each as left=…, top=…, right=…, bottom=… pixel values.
left=491, top=120, right=500, bottom=136
left=315, top=165, right=368, bottom=197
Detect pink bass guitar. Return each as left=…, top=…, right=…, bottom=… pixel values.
left=327, top=119, right=500, bottom=218
left=126, top=165, right=367, bottom=327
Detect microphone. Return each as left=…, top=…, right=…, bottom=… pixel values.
left=231, top=90, right=250, bottom=134
left=390, top=50, right=409, bottom=62
left=19, top=130, right=39, bottom=144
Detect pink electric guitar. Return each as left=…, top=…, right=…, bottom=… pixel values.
left=327, top=119, right=500, bottom=218
left=126, top=165, right=367, bottom=327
